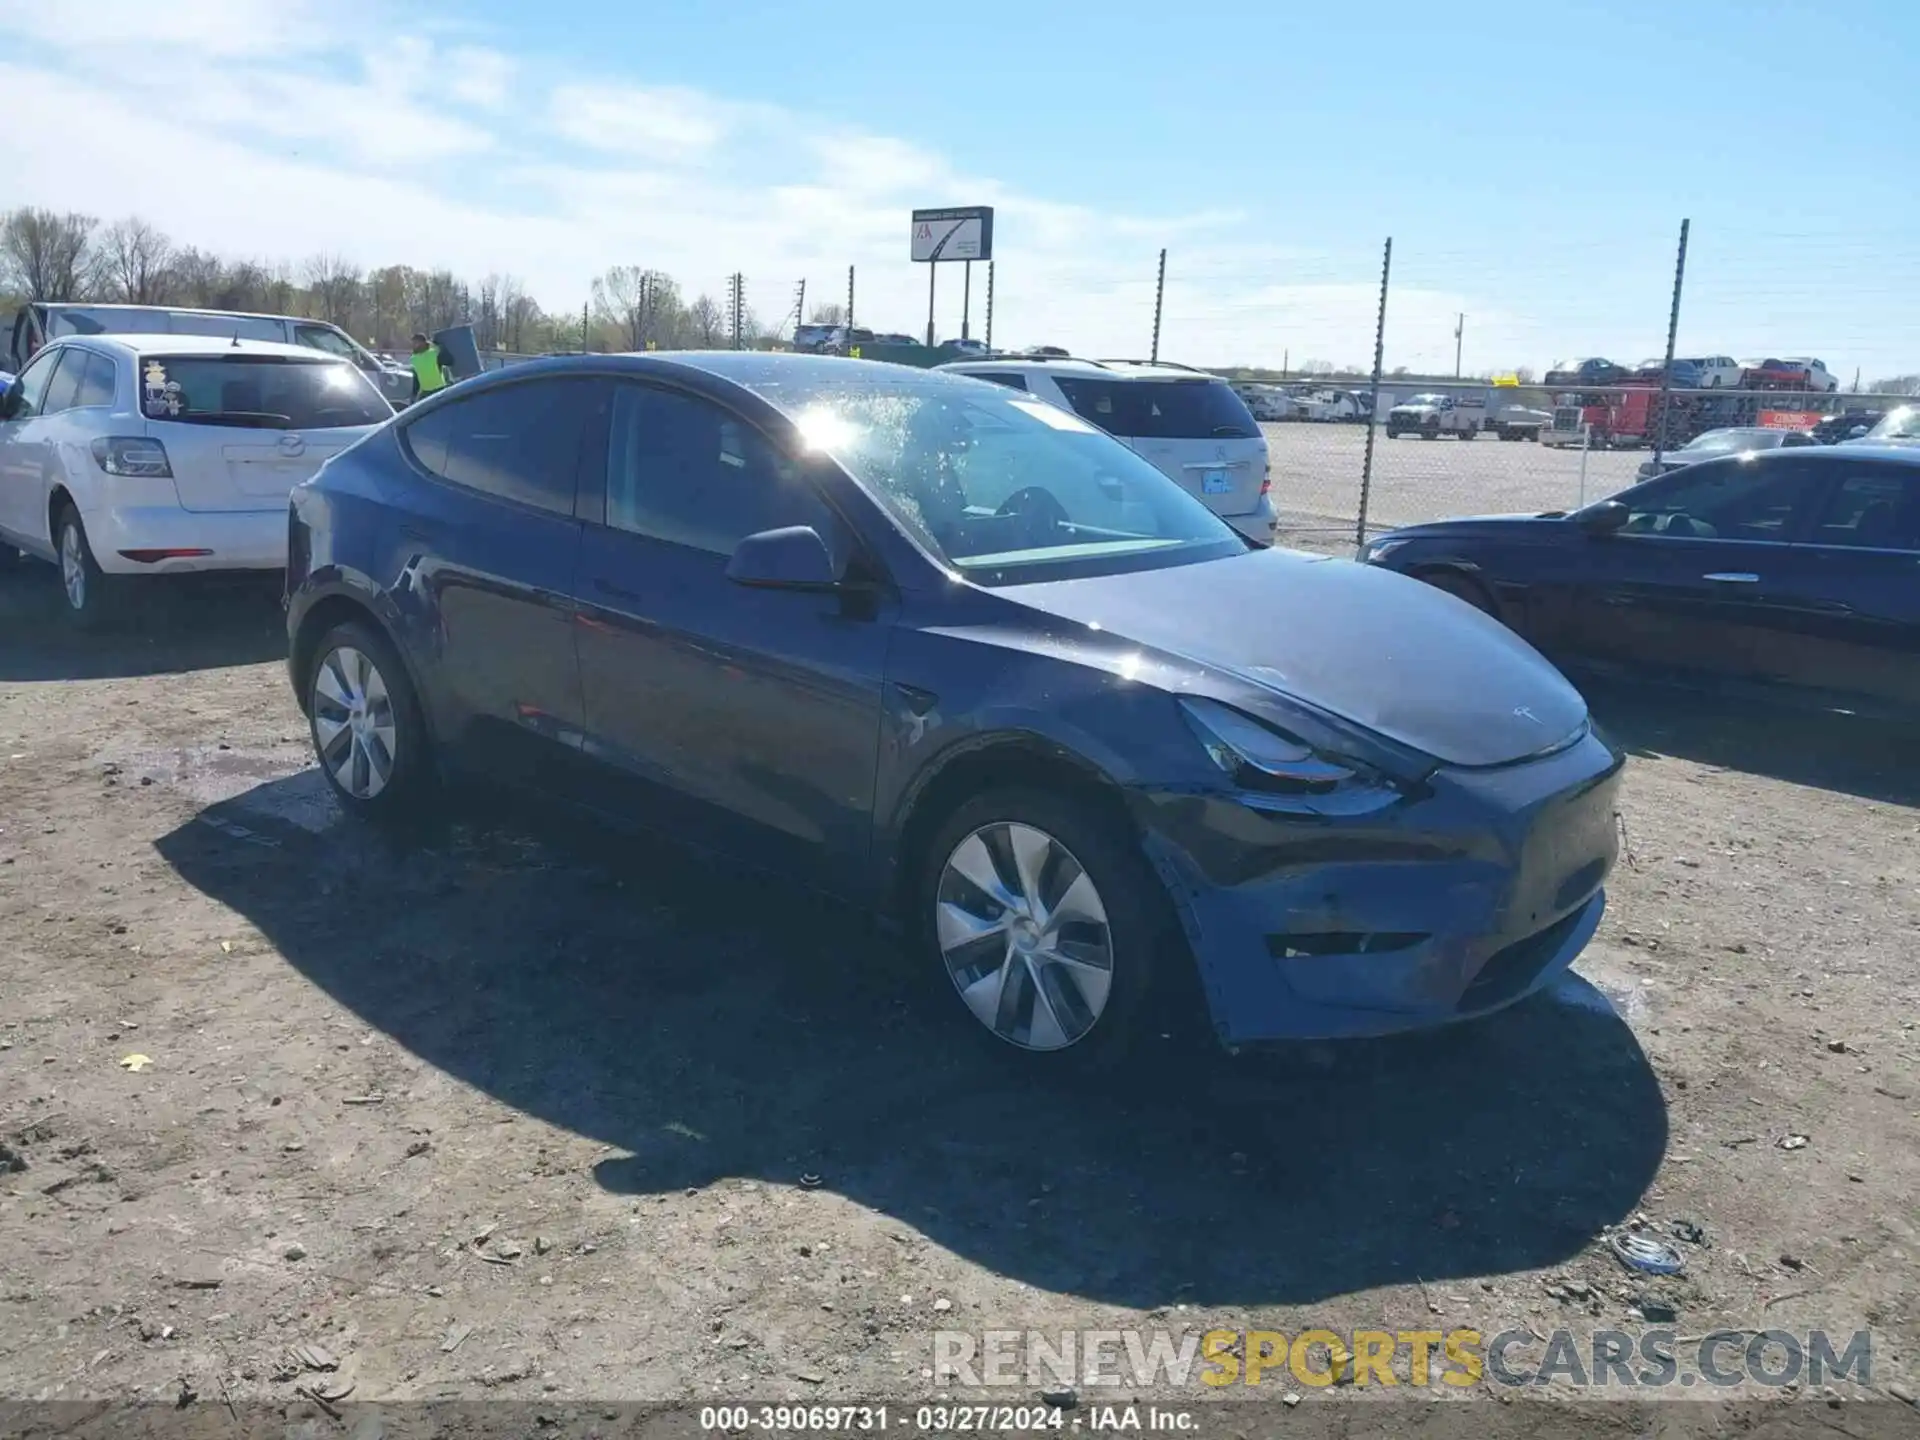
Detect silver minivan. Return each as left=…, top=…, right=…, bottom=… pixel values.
left=5, top=303, right=415, bottom=409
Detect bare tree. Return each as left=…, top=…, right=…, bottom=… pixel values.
left=1513, top=364, right=1537, bottom=385
left=1867, top=374, right=1920, bottom=396
left=302, top=254, right=362, bottom=328
left=95, top=217, right=174, bottom=304
left=593, top=264, right=683, bottom=351
left=687, top=294, right=724, bottom=347
left=807, top=301, right=845, bottom=326
left=1, top=207, right=99, bottom=300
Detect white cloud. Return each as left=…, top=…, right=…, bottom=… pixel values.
left=548, top=83, right=732, bottom=161
left=445, top=47, right=516, bottom=109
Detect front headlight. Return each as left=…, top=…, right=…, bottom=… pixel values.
left=1361, top=537, right=1408, bottom=564
left=1177, top=697, right=1360, bottom=790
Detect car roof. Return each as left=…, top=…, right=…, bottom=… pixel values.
left=48, top=334, right=339, bottom=362
left=1744, top=442, right=1920, bottom=466
left=937, top=356, right=1224, bottom=381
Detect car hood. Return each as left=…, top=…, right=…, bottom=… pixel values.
left=1005, top=548, right=1588, bottom=768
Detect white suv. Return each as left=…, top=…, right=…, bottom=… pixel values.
left=938, top=357, right=1275, bottom=543
left=0, top=335, right=391, bottom=625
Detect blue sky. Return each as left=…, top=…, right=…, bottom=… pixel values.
left=1, top=0, right=1914, bottom=378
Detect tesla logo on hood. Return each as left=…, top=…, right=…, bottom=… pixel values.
left=277, top=434, right=306, bottom=456
left=1513, top=705, right=1542, bottom=724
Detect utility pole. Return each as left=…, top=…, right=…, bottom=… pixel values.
left=1453, top=313, right=1464, bottom=379
left=581, top=299, right=589, bottom=354
left=1150, top=248, right=1167, bottom=363
left=794, top=279, right=806, bottom=339
left=727, top=273, right=745, bottom=351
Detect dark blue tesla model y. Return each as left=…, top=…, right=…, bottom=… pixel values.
left=285, top=354, right=1621, bottom=1066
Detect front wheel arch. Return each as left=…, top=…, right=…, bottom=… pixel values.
left=1413, top=565, right=1503, bottom=621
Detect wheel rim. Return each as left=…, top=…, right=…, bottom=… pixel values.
left=935, top=821, right=1114, bottom=1052
left=60, top=525, right=85, bottom=610
left=311, top=645, right=399, bottom=800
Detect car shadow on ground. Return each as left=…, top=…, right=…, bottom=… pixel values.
left=1583, top=677, right=1920, bottom=809
left=157, top=776, right=1667, bottom=1310
left=0, top=562, right=286, bottom=680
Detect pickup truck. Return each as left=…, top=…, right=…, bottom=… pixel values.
left=1386, top=391, right=1485, bottom=439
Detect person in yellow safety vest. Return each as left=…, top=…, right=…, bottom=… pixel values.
left=409, top=333, right=454, bottom=399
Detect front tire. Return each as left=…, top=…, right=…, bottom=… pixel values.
left=55, top=505, right=125, bottom=630
left=917, top=787, right=1173, bottom=1068
left=306, top=620, right=433, bottom=822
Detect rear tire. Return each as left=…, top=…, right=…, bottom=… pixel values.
left=916, top=786, right=1180, bottom=1071
left=305, top=620, right=434, bottom=824
left=54, top=505, right=125, bottom=631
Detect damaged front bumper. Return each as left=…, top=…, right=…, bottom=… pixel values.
left=1134, top=727, right=1624, bottom=1046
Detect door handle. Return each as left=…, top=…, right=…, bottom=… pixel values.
left=1702, top=572, right=1759, bottom=583
left=593, top=576, right=640, bottom=602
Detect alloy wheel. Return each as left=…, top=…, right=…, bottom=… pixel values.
left=60, top=524, right=86, bottom=611
left=312, top=645, right=399, bottom=800
left=935, top=821, right=1114, bottom=1052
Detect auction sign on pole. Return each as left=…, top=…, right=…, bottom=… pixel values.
left=912, top=206, right=995, bottom=346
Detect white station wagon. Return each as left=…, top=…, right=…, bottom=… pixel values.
left=0, top=334, right=391, bottom=625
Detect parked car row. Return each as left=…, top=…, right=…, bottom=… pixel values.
left=1544, top=355, right=1839, bottom=393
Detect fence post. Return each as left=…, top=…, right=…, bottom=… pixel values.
left=847, top=266, right=855, bottom=333
left=985, top=261, right=994, bottom=351
left=1356, top=237, right=1392, bottom=551
left=1651, top=218, right=1690, bottom=467
left=1150, top=249, right=1166, bottom=363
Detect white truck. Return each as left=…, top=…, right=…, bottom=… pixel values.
left=1385, top=390, right=1488, bottom=439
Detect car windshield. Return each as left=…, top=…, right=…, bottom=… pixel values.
left=139, top=355, right=390, bottom=428
left=1406, top=393, right=1445, bottom=406
left=1867, top=406, right=1920, bottom=440
left=743, top=372, right=1244, bottom=583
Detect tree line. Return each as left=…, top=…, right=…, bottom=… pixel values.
left=0, top=206, right=791, bottom=356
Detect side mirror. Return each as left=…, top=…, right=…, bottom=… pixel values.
left=1574, top=500, right=1630, bottom=535
left=0, top=378, right=20, bottom=421
left=1849, top=425, right=1868, bottom=439
left=725, top=525, right=847, bottom=590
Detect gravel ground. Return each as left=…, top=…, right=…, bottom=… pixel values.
left=1, top=559, right=1917, bottom=1426
left=1262, top=421, right=1648, bottom=542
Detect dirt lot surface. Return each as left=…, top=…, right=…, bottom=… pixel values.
left=1, top=560, right=1917, bottom=1429
left=1262, top=421, right=1648, bottom=542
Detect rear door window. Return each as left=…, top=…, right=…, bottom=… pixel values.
left=402, top=376, right=601, bottom=517
left=42, top=349, right=88, bottom=414
left=1807, top=465, right=1920, bottom=551
left=139, top=355, right=390, bottom=428
left=295, top=324, right=361, bottom=360
left=968, top=371, right=1029, bottom=391
left=73, top=352, right=118, bottom=408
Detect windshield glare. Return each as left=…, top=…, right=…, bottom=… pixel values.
left=1869, top=406, right=1920, bottom=439
left=754, top=377, right=1244, bottom=581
